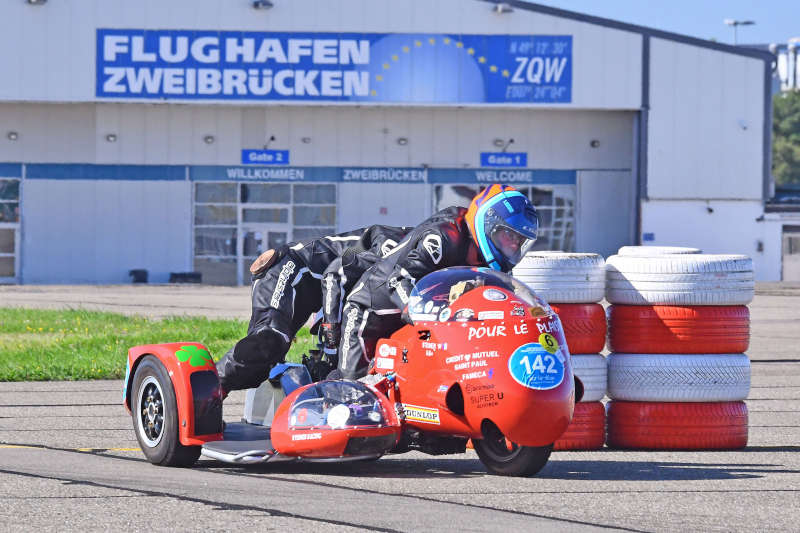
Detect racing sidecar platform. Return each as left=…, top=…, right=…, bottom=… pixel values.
left=199, top=422, right=287, bottom=464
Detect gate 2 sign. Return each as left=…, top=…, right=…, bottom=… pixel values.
left=96, top=30, right=572, bottom=104
left=242, top=150, right=289, bottom=165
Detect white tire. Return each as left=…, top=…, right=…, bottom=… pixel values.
left=618, top=246, right=701, bottom=256
left=513, top=252, right=606, bottom=303
left=571, top=354, right=607, bottom=402
left=516, top=252, right=605, bottom=271
left=607, top=353, right=751, bottom=402
left=605, top=254, right=754, bottom=305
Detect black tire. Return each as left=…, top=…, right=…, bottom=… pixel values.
left=473, top=421, right=552, bottom=477
left=131, top=356, right=201, bottom=467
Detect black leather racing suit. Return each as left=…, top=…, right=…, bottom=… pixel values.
left=337, top=207, right=502, bottom=379
left=216, top=225, right=409, bottom=392
left=319, top=226, right=411, bottom=359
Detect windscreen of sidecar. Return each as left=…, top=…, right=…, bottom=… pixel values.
left=407, top=266, right=551, bottom=324
left=289, top=381, right=386, bottom=429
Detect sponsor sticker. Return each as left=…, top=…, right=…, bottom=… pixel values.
left=402, top=404, right=441, bottom=425
left=378, top=343, right=397, bottom=357
left=424, top=300, right=434, bottom=313
left=461, top=370, right=487, bottom=380
left=376, top=357, right=395, bottom=370
left=511, top=305, right=525, bottom=317
left=483, top=288, right=508, bottom=301
left=438, top=307, right=452, bottom=321
left=478, top=310, right=504, bottom=321
left=508, top=342, right=565, bottom=391
left=437, top=385, right=449, bottom=393
left=468, top=389, right=505, bottom=409
left=292, top=432, right=323, bottom=441
left=538, top=333, right=559, bottom=354
left=454, top=308, right=475, bottom=321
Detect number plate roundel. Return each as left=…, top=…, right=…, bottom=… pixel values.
left=507, top=342, right=565, bottom=391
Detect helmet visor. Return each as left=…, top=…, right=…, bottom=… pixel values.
left=489, top=224, right=537, bottom=266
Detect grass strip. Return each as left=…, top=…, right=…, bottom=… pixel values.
left=0, top=308, right=315, bottom=381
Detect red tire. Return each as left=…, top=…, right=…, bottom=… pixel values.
left=607, top=305, right=749, bottom=354
left=606, top=401, right=748, bottom=450
left=554, top=402, right=605, bottom=450
left=551, top=304, right=607, bottom=354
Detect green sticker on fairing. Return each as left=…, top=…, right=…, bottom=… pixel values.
left=175, top=345, right=213, bottom=367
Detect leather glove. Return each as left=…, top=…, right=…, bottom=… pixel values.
left=320, top=322, right=341, bottom=350
left=401, top=305, right=413, bottom=325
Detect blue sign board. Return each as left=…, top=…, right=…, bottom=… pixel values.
left=480, top=152, right=527, bottom=168
left=96, top=30, right=572, bottom=104
left=241, top=149, right=289, bottom=165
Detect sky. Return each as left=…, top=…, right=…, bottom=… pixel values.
left=526, top=0, right=800, bottom=46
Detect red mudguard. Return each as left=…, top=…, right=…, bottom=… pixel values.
left=124, top=342, right=223, bottom=447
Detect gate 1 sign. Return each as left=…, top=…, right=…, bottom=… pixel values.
left=96, top=30, right=572, bottom=104
left=480, top=152, right=527, bottom=168
left=241, top=150, right=289, bottom=165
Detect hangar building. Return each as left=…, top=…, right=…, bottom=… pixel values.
left=0, top=0, right=785, bottom=285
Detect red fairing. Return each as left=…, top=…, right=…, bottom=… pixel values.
left=126, top=343, right=223, bottom=446
left=374, top=285, right=575, bottom=447
left=271, top=380, right=401, bottom=458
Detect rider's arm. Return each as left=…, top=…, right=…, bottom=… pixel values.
left=321, top=250, right=381, bottom=350
left=386, top=228, right=456, bottom=310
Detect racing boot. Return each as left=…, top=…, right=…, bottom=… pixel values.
left=215, top=328, right=290, bottom=393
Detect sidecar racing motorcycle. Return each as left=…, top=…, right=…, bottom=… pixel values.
left=123, top=267, right=581, bottom=476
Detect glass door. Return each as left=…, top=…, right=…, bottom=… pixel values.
left=0, top=178, right=20, bottom=283
left=241, top=224, right=290, bottom=284
left=0, top=226, right=18, bottom=283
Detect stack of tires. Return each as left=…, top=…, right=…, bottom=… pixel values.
left=604, top=247, right=753, bottom=450
left=512, top=252, right=608, bottom=450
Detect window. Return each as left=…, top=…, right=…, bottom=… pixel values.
left=0, top=179, right=20, bottom=223
left=194, top=182, right=337, bottom=285
left=241, top=183, right=291, bottom=204
left=195, top=183, right=236, bottom=203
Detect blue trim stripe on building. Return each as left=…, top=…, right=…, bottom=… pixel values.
left=14, top=163, right=578, bottom=185
left=25, top=164, right=186, bottom=181
left=0, top=163, right=22, bottom=178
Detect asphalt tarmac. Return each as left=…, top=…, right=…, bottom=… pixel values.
left=1, top=283, right=799, bottom=532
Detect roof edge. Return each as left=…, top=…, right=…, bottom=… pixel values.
left=482, top=0, right=775, bottom=62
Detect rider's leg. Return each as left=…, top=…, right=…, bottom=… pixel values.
left=216, top=256, right=306, bottom=393
left=337, top=301, right=403, bottom=380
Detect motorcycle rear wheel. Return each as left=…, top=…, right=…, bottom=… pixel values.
left=132, top=355, right=201, bottom=467
left=473, top=421, right=552, bottom=477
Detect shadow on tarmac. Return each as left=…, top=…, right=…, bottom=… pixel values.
left=540, top=459, right=800, bottom=481
left=196, top=455, right=800, bottom=481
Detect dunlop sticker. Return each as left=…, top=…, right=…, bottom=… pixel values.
left=402, top=404, right=441, bottom=425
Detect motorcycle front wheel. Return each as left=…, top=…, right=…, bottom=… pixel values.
left=473, top=421, right=552, bottom=477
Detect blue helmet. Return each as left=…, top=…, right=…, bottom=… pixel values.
left=466, top=184, right=539, bottom=271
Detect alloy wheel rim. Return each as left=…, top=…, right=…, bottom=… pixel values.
left=137, top=376, right=165, bottom=447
